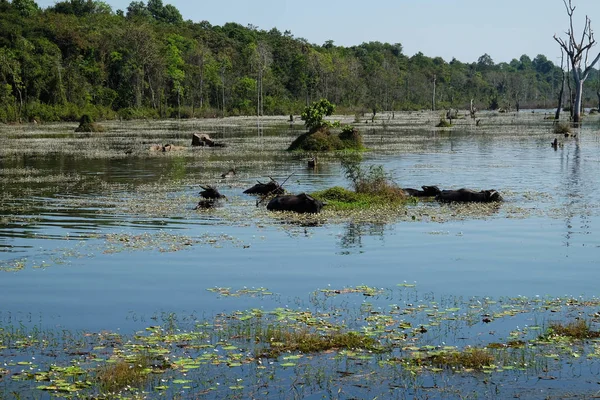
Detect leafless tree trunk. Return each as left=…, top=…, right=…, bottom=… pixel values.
left=554, top=0, right=600, bottom=124
left=254, top=41, right=272, bottom=117
left=555, top=50, right=565, bottom=120
left=220, top=64, right=226, bottom=117
left=597, top=68, right=600, bottom=110
left=431, top=74, right=436, bottom=111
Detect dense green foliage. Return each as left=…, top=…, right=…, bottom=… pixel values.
left=0, top=0, right=599, bottom=123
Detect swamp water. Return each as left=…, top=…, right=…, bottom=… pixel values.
left=1, top=112, right=600, bottom=399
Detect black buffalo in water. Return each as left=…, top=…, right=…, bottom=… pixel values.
left=266, top=193, right=324, bottom=214
left=436, top=188, right=503, bottom=203
left=402, top=185, right=441, bottom=197
left=199, top=185, right=225, bottom=199
left=244, top=180, right=285, bottom=195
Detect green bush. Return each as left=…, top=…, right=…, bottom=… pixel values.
left=436, top=118, right=452, bottom=127
left=341, top=159, right=405, bottom=201
left=75, top=114, right=104, bottom=132
left=301, top=98, right=335, bottom=132
left=553, top=122, right=572, bottom=134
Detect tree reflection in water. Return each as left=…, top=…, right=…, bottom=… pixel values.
left=338, top=221, right=386, bottom=254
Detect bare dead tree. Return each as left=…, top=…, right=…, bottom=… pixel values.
left=431, top=74, right=436, bottom=111
left=254, top=41, right=272, bottom=118
left=554, top=0, right=600, bottom=124
left=555, top=49, right=565, bottom=120
left=596, top=68, right=600, bottom=110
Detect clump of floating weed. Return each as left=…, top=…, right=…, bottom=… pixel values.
left=95, top=354, right=153, bottom=394
left=255, top=325, right=380, bottom=358
left=427, top=347, right=495, bottom=370
left=553, top=122, right=572, bottom=134
left=544, top=319, right=600, bottom=340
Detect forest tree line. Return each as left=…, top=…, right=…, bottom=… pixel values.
left=0, top=0, right=599, bottom=123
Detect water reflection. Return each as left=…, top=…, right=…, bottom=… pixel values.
left=3, top=116, right=600, bottom=316
left=559, top=138, right=593, bottom=247
left=338, top=221, right=386, bottom=254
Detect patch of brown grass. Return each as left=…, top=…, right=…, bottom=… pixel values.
left=547, top=319, right=600, bottom=339
left=96, top=354, right=152, bottom=394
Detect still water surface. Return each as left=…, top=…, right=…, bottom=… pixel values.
left=1, top=114, right=600, bottom=333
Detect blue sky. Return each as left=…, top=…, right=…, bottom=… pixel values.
left=36, top=0, right=600, bottom=64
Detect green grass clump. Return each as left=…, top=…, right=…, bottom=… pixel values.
left=428, top=347, right=495, bottom=370
left=312, top=186, right=406, bottom=210
left=255, top=326, right=379, bottom=358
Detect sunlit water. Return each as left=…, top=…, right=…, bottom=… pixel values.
left=1, top=113, right=600, bottom=334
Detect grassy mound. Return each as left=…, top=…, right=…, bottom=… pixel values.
left=288, top=126, right=363, bottom=152
left=311, top=186, right=408, bottom=210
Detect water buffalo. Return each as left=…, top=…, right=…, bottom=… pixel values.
left=194, top=199, right=220, bottom=210
left=244, top=180, right=284, bottom=195
left=436, top=188, right=503, bottom=203
left=402, top=185, right=441, bottom=197
left=266, top=193, right=325, bottom=214
left=191, top=133, right=226, bottom=147
left=221, top=168, right=236, bottom=179
left=199, top=185, right=225, bottom=199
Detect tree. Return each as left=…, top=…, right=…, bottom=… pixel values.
left=0, top=47, right=23, bottom=114
left=165, top=34, right=187, bottom=117
left=126, top=1, right=151, bottom=19
left=12, top=0, right=39, bottom=17
left=596, top=68, right=600, bottom=110
left=300, top=98, right=334, bottom=131
left=554, top=0, right=600, bottom=123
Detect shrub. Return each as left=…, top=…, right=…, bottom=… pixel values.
left=554, top=122, right=572, bottom=134
left=75, top=114, right=104, bottom=132
left=436, top=118, right=452, bottom=127
left=301, top=98, right=335, bottom=132
left=341, top=159, right=405, bottom=201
